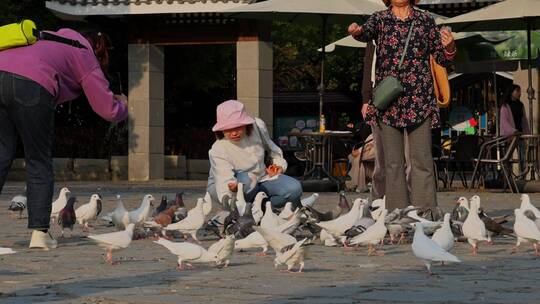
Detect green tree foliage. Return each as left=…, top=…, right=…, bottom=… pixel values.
left=272, top=21, right=365, bottom=93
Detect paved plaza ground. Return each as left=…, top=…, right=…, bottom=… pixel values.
left=1, top=180, right=539, bottom=304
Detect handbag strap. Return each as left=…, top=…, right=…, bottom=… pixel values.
left=398, top=21, right=415, bottom=69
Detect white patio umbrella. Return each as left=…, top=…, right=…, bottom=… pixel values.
left=223, top=0, right=386, bottom=119
left=443, top=0, right=540, bottom=133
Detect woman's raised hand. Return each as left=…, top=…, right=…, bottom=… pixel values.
left=228, top=182, right=238, bottom=192
left=266, top=164, right=283, bottom=178
left=348, top=23, right=362, bottom=36
left=440, top=27, right=456, bottom=52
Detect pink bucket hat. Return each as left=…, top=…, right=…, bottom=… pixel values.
left=212, top=100, right=255, bottom=132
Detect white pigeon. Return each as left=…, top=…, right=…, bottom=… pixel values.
left=320, top=229, right=338, bottom=247
left=202, top=192, right=213, bottom=217
left=252, top=192, right=267, bottom=225
left=50, top=187, right=71, bottom=220
left=154, top=238, right=218, bottom=270
left=412, top=222, right=461, bottom=275
left=462, top=195, right=489, bottom=255
left=88, top=223, right=135, bottom=265
left=235, top=183, right=247, bottom=216
left=0, top=247, right=16, bottom=255
left=276, top=209, right=302, bottom=234
left=8, top=193, right=26, bottom=219
left=519, top=194, right=540, bottom=218
left=164, top=198, right=205, bottom=242
left=316, top=198, right=364, bottom=240
left=75, top=194, right=102, bottom=231
left=255, top=227, right=307, bottom=272
left=128, top=194, right=155, bottom=227
left=260, top=201, right=285, bottom=229
left=301, top=193, right=319, bottom=207
left=431, top=213, right=455, bottom=252
left=208, top=235, right=235, bottom=267
left=278, top=202, right=295, bottom=220
left=349, top=209, right=388, bottom=255
left=513, top=208, right=540, bottom=256
left=274, top=238, right=308, bottom=273
left=370, top=197, right=386, bottom=220
left=111, top=195, right=130, bottom=230
left=406, top=208, right=442, bottom=229
left=234, top=231, right=269, bottom=255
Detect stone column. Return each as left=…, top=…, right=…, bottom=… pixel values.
left=128, top=43, right=165, bottom=181
left=236, top=40, right=274, bottom=134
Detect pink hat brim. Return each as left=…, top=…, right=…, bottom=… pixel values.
left=212, top=117, right=255, bottom=132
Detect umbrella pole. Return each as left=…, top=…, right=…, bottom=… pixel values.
left=319, top=14, right=328, bottom=121
left=527, top=21, right=534, bottom=133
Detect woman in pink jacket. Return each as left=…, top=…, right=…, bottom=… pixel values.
left=0, top=29, right=128, bottom=250
left=500, top=84, right=530, bottom=136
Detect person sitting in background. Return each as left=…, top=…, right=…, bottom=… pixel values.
left=500, top=84, right=530, bottom=136
left=207, top=100, right=303, bottom=209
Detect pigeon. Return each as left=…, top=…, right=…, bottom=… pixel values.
left=153, top=195, right=169, bottom=216
left=519, top=194, right=540, bottom=221
left=255, top=227, right=308, bottom=272
left=234, top=231, right=269, bottom=255
left=208, top=235, right=235, bottom=267
left=152, top=205, right=178, bottom=228
left=512, top=208, right=540, bottom=256
left=370, top=197, right=385, bottom=220
left=315, top=198, right=364, bottom=240
left=202, top=192, right=213, bottom=217
left=279, top=202, right=295, bottom=220
left=128, top=194, right=155, bottom=227
left=252, top=192, right=267, bottom=225
left=478, top=207, right=513, bottom=243
left=301, top=193, right=319, bottom=208
left=206, top=209, right=230, bottom=238
left=88, top=223, right=135, bottom=265
left=235, top=183, right=248, bottom=216
left=452, top=197, right=470, bottom=222
left=164, top=198, right=205, bottom=242
left=261, top=201, right=286, bottom=229
left=8, top=192, right=26, bottom=219
left=228, top=202, right=256, bottom=239
left=50, top=187, right=71, bottom=221
left=431, top=213, right=455, bottom=252
left=58, top=197, right=77, bottom=238
left=274, top=238, right=308, bottom=273
left=0, top=247, right=16, bottom=255
left=75, top=194, right=102, bottom=232
left=348, top=209, right=388, bottom=255
left=412, top=222, right=461, bottom=275
left=405, top=208, right=442, bottom=229
left=154, top=238, right=218, bottom=270
left=111, top=195, right=130, bottom=230
left=462, top=196, right=489, bottom=255
left=172, top=192, right=188, bottom=223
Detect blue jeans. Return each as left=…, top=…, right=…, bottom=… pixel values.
left=235, top=172, right=303, bottom=209
left=0, top=71, right=55, bottom=229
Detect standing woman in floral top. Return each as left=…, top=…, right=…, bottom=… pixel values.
left=348, top=0, right=456, bottom=210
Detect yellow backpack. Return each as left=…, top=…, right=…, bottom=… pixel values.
left=0, top=19, right=86, bottom=51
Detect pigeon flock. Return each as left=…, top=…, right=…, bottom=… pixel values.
left=3, top=187, right=540, bottom=275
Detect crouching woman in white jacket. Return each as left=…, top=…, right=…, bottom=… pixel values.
left=207, top=100, right=302, bottom=209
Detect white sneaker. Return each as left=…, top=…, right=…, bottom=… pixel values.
left=29, top=230, right=58, bottom=250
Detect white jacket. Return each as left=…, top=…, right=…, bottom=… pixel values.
left=207, top=118, right=287, bottom=203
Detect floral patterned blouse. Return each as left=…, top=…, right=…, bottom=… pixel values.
left=355, top=7, right=454, bottom=128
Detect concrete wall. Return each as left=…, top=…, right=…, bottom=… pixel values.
left=6, top=156, right=204, bottom=182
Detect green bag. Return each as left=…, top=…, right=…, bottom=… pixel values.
left=0, top=19, right=86, bottom=51
left=372, top=21, right=415, bottom=111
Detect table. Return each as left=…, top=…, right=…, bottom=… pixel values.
left=288, top=131, right=353, bottom=190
